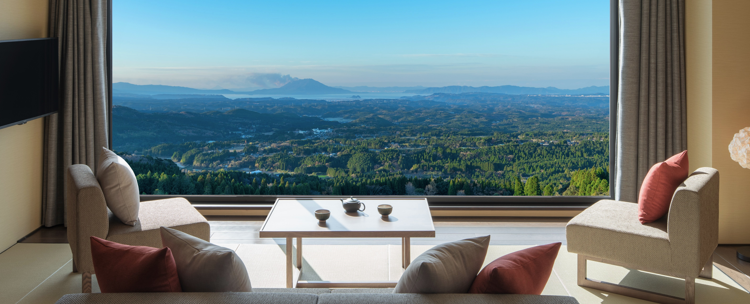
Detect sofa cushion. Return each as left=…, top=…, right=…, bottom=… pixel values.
left=394, top=235, right=490, bottom=294
left=469, top=242, right=561, bottom=295
left=107, top=198, right=209, bottom=248
left=54, top=292, right=320, bottom=304
left=96, top=147, right=140, bottom=226
left=90, top=236, right=181, bottom=293
left=566, top=200, right=671, bottom=272
left=638, top=150, right=689, bottom=223
left=160, top=226, right=252, bottom=292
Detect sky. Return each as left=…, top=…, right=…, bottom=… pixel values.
left=113, top=0, right=610, bottom=90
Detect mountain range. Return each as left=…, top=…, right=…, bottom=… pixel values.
left=114, top=79, right=609, bottom=97
left=404, top=85, right=609, bottom=95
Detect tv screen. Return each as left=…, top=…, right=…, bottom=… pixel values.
left=0, top=38, right=59, bottom=130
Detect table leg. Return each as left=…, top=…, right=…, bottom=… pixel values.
left=404, top=236, right=411, bottom=268
left=296, top=237, right=302, bottom=269
left=286, top=237, right=293, bottom=288
left=401, top=237, right=405, bottom=268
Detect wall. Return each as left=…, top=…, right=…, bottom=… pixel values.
left=0, top=0, right=49, bottom=252
left=687, top=0, right=750, bottom=244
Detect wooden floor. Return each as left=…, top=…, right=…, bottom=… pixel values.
left=17, top=216, right=750, bottom=292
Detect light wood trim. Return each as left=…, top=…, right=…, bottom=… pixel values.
left=286, top=237, right=293, bottom=288
left=82, top=272, right=92, bottom=293
left=260, top=230, right=435, bottom=238
left=296, top=281, right=397, bottom=288
left=578, top=255, right=696, bottom=304
left=404, top=236, right=411, bottom=268
left=296, top=237, right=302, bottom=269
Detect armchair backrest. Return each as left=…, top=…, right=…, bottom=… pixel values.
left=66, top=164, right=110, bottom=274
left=667, top=167, right=719, bottom=277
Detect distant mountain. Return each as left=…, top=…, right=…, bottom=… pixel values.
left=247, top=79, right=351, bottom=95
left=113, top=82, right=234, bottom=95
left=334, top=86, right=426, bottom=93
left=404, top=85, right=609, bottom=95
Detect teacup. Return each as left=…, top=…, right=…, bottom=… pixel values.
left=315, top=209, right=330, bottom=222
left=377, top=204, right=393, bottom=216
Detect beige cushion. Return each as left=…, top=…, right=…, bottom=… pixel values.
left=96, top=147, right=140, bottom=225
left=566, top=200, right=671, bottom=272
left=160, top=226, right=252, bottom=292
left=394, top=235, right=490, bottom=294
left=107, top=198, right=209, bottom=248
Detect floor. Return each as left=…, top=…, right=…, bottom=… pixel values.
left=6, top=216, right=750, bottom=304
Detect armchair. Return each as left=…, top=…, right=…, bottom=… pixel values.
left=566, top=167, right=719, bottom=304
left=66, top=164, right=210, bottom=293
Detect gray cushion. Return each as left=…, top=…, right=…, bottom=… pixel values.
left=394, top=235, right=490, bottom=294
left=160, top=227, right=251, bottom=292
left=317, top=293, right=579, bottom=304
left=96, top=147, right=140, bottom=225
left=54, top=292, right=319, bottom=304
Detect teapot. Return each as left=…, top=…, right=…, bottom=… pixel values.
left=341, top=197, right=366, bottom=213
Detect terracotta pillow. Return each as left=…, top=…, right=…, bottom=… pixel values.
left=394, top=235, right=490, bottom=293
left=160, top=227, right=252, bottom=292
left=90, top=236, right=181, bottom=293
left=96, top=147, right=140, bottom=225
left=638, top=150, right=689, bottom=224
left=469, top=242, right=561, bottom=294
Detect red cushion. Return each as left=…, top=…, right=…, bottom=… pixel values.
left=468, top=242, right=561, bottom=294
left=90, top=236, right=182, bottom=293
left=638, top=150, right=689, bottom=224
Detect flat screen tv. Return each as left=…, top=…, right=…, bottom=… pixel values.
left=0, top=38, right=59, bottom=130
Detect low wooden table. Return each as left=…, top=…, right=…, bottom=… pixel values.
left=259, top=198, right=435, bottom=288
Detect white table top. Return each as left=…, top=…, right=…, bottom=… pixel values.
left=259, top=198, right=436, bottom=238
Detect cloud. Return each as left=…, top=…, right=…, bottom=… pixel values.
left=396, top=53, right=504, bottom=58
left=233, top=73, right=298, bottom=89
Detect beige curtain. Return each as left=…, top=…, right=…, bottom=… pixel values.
left=43, top=0, right=110, bottom=227
left=615, top=0, right=687, bottom=203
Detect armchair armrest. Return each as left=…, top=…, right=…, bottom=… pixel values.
left=66, top=164, right=110, bottom=274
left=667, top=167, right=719, bottom=277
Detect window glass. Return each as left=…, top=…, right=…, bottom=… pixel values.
left=113, top=0, right=610, bottom=197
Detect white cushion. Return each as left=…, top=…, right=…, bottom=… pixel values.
left=394, top=235, right=490, bottom=293
left=96, top=147, right=140, bottom=225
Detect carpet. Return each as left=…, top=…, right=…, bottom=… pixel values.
left=0, top=242, right=747, bottom=304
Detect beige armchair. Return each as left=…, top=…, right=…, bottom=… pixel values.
left=566, top=167, right=719, bottom=304
left=66, top=164, right=210, bottom=293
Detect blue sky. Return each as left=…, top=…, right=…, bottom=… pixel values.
left=113, top=0, right=610, bottom=90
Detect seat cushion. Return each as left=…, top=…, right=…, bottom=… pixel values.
left=317, top=294, right=580, bottom=304
left=160, top=227, right=252, bottom=292
left=55, top=292, right=320, bottom=304
left=108, top=198, right=209, bottom=248
left=566, top=200, right=671, bottom=271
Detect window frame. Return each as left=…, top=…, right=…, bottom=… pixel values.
left=110, top=0, right=619, bottom=208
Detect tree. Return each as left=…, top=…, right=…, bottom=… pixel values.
left=524, top=176, right=541, bottom=196
left=448, top=180, right=457, bottom=195
left=513, top=176, right=524, bottom=196
left=543, top=184, right=555, bottom=196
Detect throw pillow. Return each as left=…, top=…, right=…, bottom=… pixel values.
left=393, top=235, right=490, bottom=293
left=638, top=150, right=689, bottom=224
left=96, top=147, right=140, bottom=225
left=90, top=236, right=181, bottom=293
left=160, top=227, right=252, bottom=292
left=468, top=242, right=561, bottom=294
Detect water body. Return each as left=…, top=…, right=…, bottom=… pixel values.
left=221, top=92, right=421, bottom=101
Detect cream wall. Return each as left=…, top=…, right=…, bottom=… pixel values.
left=0, top=0, right=49, bottom=252
left=687, top=0, right=750, bottom=244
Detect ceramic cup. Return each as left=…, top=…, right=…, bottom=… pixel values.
left=377, top=204, right=393, bottom=216
left=315, top=209, right=330, bottom=222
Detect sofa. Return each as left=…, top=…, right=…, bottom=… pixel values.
left=55, top=288, right=580, bottom=304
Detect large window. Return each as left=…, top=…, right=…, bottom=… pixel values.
left=113, top=0, right=611, bottom=199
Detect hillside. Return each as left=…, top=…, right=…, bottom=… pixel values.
left=404, top=85, right=609, bottom=95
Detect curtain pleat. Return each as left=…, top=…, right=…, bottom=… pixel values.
left=616, top=0, right=687, bottom=202
left=42, top=0, right=110, bottom=227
